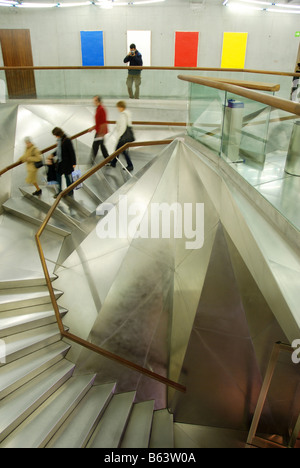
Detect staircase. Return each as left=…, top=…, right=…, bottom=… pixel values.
left=0, top=160, right=177, bottom=449
left=0, top=275, right=174, bottom=448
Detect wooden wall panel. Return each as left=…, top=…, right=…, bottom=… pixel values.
left=0, top=29, right=36, bottom=98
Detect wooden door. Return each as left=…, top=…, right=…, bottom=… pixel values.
left=0, top=29, right=36, bottom=98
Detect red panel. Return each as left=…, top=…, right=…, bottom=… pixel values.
left=174, top=31, right=199, bottom=67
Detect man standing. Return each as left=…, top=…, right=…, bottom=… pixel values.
left=90, top=95, right=109, bottom=163
left=124, top=44, right=143, bottom=99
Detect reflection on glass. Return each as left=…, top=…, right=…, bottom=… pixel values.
left=187, top=82, right=225, bottom=157
left=187, top=80, right=300, bottom=232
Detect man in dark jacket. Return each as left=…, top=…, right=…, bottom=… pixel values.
left=51, top=127, right=77, bottom=198
left=124, top=44, right=143, bottom=99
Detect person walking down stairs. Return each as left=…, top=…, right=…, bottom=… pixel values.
left=17, top=137, right=43, bottom=196
left=50, top=127, right=77, bottom=199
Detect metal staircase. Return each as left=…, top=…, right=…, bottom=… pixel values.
left=0, top=273, right=174, bottom=448
left=0, top=156, right=177, bottom=449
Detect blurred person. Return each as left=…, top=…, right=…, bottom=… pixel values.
left=18, top=136, right=43, bottom=196
left=110, top=100, right=134, bottom=172
left=50, top=127, right=76, bottom=198
left=90, top=95, right=109, bottom=163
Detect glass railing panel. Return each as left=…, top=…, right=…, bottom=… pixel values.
left=1, top=67, right=293, bottom=101
left=187, top=81, right=225, bottom=157
left=228, top=104, right=300, bottom=231
left=186, top=78, right=300, bottom=232
left=17, top=69, right=191, bottom=100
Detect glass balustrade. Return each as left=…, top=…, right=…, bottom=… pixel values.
left=187, top=80, right=300, bottom=232
left=0, top=67, right=296, bottom=101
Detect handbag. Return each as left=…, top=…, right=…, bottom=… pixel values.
left=119, top=113, right=135, bottom=147
left=72, top=167, right=83, bottom=190
left=34, top=160, right=43, bottom=169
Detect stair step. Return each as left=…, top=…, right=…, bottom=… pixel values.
left=120, top=400, right=155, bottom=448
left=0, top=266, right=57, bottom=290
left=1, top=322, right=63, bottom=365
left=0, top=341, right=71, bottom=399
left=20, top=186, right=86, bottom=228
left=0, top=303, right=67, bottom=337
left=83, top=171, right=114, bottom=204
left=0, top=286, right=63, bottom=312
left=0, top=373, right=96, bottom=448
left=0, top=359, right=75, bottom=443
left=59, top=191, right=94, bottom=217
left=3, top=198, right=71, bottom=236
left=86, top=391, right=136, bottom=448
left=149, top=409, right=174, bottom=448
left=46, top=382, right=116, bottom=448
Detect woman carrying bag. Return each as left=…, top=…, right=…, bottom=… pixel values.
left=18, top=136, right=43, bottom=196
left=110, top=101, right=135, bottom=172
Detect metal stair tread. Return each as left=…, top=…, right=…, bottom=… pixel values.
left=1, top=322, right=63, bottom=363
left=0, top=303, right=67, bottom=337
left=82, top=172, right=114, bottom=204
left=86, top=391, right=136, bottom=448
left=0, top=359, right=75, bottom=443
left=58, top=192, right=94, bottom=219
left=149, top=409, right=174, bottom=448
left=0, top=373, right=96, bottom=448
left=20, top=186, right=87, bottom=228
left=120, top=400, right=155, bottom=448
left=20, top=185, right=95, bottom=218
left=0, top=266, right=57, bottom=290
left=0, top=341, right=71, bottom=399
left=2, top=197, right=71, bottom=236
left=46, top=382, right=117, bottom=448
left=0, top=286, right=63, bottom=312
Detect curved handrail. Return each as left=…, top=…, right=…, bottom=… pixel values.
left=35, top=138, right=187, bottom=393
left=0, top=160, right=23, bottom=177
left=178, top=75, right=300, bottom=116
left=0, top=121, right=185, bottom=176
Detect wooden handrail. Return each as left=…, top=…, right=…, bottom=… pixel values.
left=189, top=76, right=280, bottom=92
left=0, top=65, right=299, bottom=77
left=178, top=75, right=300, bottom=116
left=0, top=121, right=185, bottom=175
left=35, top=138, right=187, bottom=394
left=0, top=160, right=23, bottom=177
left=41, top=122, right=185, bottom=155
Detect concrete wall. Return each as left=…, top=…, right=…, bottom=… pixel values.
left=0, top=104, right=18, bottom=210
left=0, top=0, right=299, bottom=71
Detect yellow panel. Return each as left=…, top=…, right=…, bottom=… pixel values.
left=221, top=32, right=248, bottom=69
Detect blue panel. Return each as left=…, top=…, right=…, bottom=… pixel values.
left=80, top=31, right=104, bottom=66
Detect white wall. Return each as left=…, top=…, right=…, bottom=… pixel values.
left=0, top=1, right=299, bottom=99
left=0, top=0, right=299, bottom=71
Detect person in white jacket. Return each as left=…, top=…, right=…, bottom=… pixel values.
left=110, top=101, right=134, bottom=171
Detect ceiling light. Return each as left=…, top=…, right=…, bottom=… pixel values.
left=225, top=0, right=300, bottom=14
left=17, top=2, right=57, bottom=7
left=58, top=1, right=91, bottom=6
